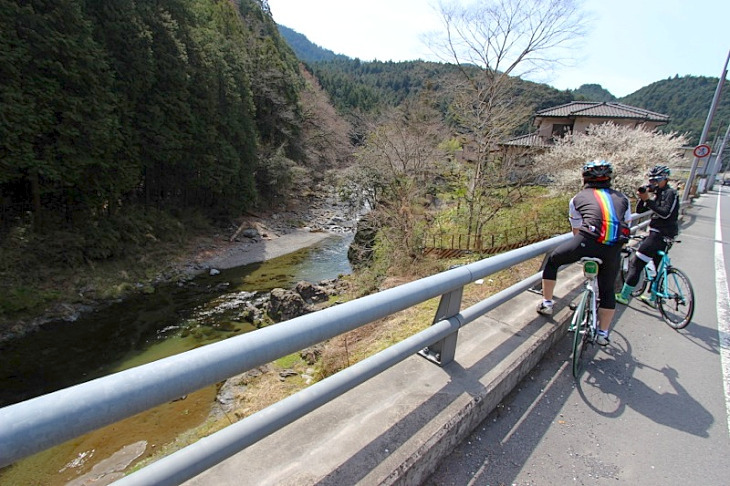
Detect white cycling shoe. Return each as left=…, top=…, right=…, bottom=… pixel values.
left=596, top=331, right=610, bottom=346
left=536, top=300, right=554, bottom=316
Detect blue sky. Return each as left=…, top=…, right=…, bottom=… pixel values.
left=267, top=0, right=729, bottom=98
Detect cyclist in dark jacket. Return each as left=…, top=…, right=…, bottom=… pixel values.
left=537, top=160, right=632, bottom=346
left=616, top=164, right=679, bottom=305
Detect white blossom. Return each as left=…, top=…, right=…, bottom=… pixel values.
left=536, top=123, right=689, bottom=194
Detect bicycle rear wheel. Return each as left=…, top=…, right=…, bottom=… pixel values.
left=619, top=252, right=630, bottom=284
left=615, top=253, right=629, bottom=292
left=657, top=267, right=695, bottom=329
left=571, top=290, right=593, bottom=378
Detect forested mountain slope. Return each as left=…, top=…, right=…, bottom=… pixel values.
left=0, top=0, right=336, bottom=264
left=280, top=24, right=727, bottom=146
left=620, top=75, right=730, bottom=145
left=571, top=84, right=617, bottom=102
left=277, top=24, right=348, bottom=62
left=280, top=25, right=573, bottom=131
left=307, top=59, right=574, bottom=120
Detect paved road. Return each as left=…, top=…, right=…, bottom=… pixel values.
left=425, top=188, right=730, bottom=486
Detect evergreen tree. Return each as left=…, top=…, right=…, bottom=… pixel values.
left=0, top=0, right=121, bottom=227
left=185, top=0, right=259, bottom=213
left=620, top=75, right=730, bottom=145
left=83, top=0, right=155, bottom=209
left=1, top=0, right=313, bottom=264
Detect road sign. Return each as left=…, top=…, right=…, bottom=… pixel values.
left=693, top=144, right=711, bottom=158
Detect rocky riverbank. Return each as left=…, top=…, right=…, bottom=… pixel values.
left=0, top=194, right=362, bottom=485
left=0, top=186, right=360, bottom=344
left=170, top=186, right=359, bottom=278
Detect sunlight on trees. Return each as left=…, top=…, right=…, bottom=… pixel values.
left=298, top=68, right=353, bottom=174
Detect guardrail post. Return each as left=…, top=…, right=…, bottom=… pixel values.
left=528, top=253, right=550, bottom=294
left=418, top=287, right=462, bottom=366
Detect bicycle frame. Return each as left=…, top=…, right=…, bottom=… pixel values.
left=571, top=258, right=601, bottom=378
left=621, top=235, right=694, bottom=329
left=646, top=251, right=668, bottom=298
left=571, top=272, right=599, bottom=333
left=641, top=238, right=675, bottom=300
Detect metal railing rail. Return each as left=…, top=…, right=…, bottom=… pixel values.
left=116, top=270, right=549, bottom=486
left=0, top=234, right=571, bottom=469
left=1, top=207, right=678, bottom=484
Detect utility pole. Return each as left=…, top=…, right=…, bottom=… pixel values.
left=708, top=122, right=730, bottom=188
left=682, top=49, right=730, bottom=201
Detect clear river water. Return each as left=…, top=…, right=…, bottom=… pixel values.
left=0, top=233, right=353, bottom=485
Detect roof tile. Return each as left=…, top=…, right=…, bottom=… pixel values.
left=500, top=133, right=552, bottom=147
left=535, top=102, right=669, bottom=122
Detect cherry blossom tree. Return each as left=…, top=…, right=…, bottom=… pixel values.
left=535, top=122, right=689, bottom=194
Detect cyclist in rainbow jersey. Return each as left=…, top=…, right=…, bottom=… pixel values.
left=537, top=160, right=632, bottom=346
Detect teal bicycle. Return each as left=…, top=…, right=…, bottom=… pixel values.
left=571, top=257, right=602, bottom=378
left=619, top=235, right=695, bottom=329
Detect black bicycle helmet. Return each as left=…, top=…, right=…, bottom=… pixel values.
left=582, top=159, right=613, bottom=181
left=648, top=164, right=670, bottom=182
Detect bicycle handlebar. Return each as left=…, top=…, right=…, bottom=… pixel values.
left=628, top=234, right=681, bottom=244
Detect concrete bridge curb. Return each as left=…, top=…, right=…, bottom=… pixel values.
left=183, top=265, right=585, bottom=486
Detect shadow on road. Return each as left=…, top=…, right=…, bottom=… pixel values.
left=425, top=325, right=714, bottom=486
left=580, top=330, right=712, bottom=438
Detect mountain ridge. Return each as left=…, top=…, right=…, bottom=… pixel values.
left=278, top=24, right=730, bottom=145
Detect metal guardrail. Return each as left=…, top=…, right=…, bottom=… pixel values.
left=0, top=207, right=680, bottom=484
left=0, top=232, right=570, bottom=483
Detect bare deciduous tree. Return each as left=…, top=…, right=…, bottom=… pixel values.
left=433, top=0, right=587, bottom=80
left=427, top=0, right=587, bottom=244
left=342, top=95, right=448, bottom=268
left=298, top=67, right=353, bottom=175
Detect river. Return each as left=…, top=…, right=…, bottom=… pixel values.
left=0, top=233, right=353, bottom=485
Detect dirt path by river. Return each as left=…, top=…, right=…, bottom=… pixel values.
left=173, top=190, right=358, bottom=277
left=189, top=227, right=334, bottom=272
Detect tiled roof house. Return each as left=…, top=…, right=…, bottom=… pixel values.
left=501, top=101, right=670, bottom=150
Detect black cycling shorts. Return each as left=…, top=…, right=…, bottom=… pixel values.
left=542, top=233, right=622, bottom=309
left=624, top=231, right=671, bottom=287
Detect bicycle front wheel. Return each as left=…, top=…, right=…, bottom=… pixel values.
left=657, top=267, right=695, bottom=329
left=571, top=290, right=593, bottom=378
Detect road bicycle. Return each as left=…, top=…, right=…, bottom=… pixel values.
left=619, top=235, right=695, bottom=329
left=570, top=257, right=602, bottom=378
